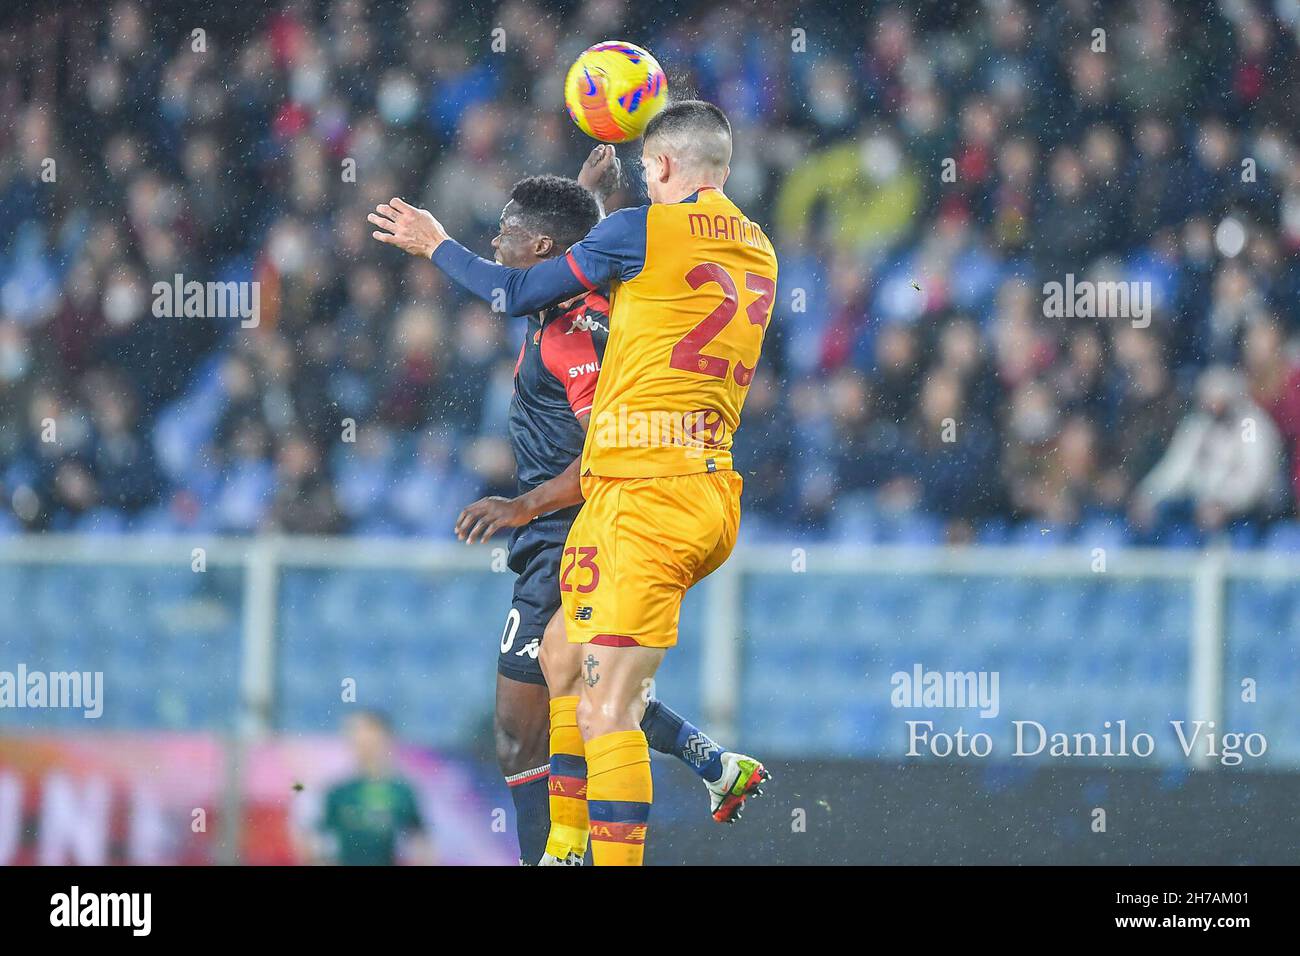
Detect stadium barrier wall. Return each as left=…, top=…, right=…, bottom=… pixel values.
left=0, top=535, right=1296, bottom=769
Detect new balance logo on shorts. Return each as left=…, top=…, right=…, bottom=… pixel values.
left=575, top=606, right=593, bottom=621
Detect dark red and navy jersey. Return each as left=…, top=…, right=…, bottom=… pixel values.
left=508, top=290, right=609, bottom=516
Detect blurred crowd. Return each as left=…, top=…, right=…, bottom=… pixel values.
left=2, top=0, right=1300, bottom=547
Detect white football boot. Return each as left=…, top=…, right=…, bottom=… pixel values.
left=706, top=753, right=771, bottom=823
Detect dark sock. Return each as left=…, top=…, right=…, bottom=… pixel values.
left=505, top=764, right=551, bottom=864
left=640, top=700, right=726, bottom=783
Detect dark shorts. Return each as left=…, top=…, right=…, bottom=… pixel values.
left=497, top=515, right=573, bottom=685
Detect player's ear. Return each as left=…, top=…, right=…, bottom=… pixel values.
left=720, top=165, right=731, bottom=186
left=534, top=235, right=555, bottom=258
left=649, top=153, right=668, bottom=183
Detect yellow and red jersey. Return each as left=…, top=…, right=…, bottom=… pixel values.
left=564, top=187, right=778, bottom=478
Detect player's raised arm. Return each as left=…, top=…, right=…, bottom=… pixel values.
left=368, top=195, right=580, bottom=315
left=370, top=194, right=645, bottom=316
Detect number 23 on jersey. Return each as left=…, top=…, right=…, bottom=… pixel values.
left=669, top=262, right=775, bottom=387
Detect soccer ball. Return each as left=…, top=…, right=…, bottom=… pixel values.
left=564, top=41, right=668, bottom=143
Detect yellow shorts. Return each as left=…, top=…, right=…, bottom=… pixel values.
left=560, top=470, right=742, bottom=649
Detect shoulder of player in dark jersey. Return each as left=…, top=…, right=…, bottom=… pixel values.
left=575, top=289, right=610, bottom=321
left=545, top=290, right=610, bottom=335
left=538, top=293, right=606, bottom=417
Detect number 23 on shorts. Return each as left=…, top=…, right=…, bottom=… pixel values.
left=559, top=546, right=600, bottom=593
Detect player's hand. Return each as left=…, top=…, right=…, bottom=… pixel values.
left=577, top=144, right=620, bottom=201
left=369, top=197, right=448, bottom=258
left=455, top=496, right=532, bottom=544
